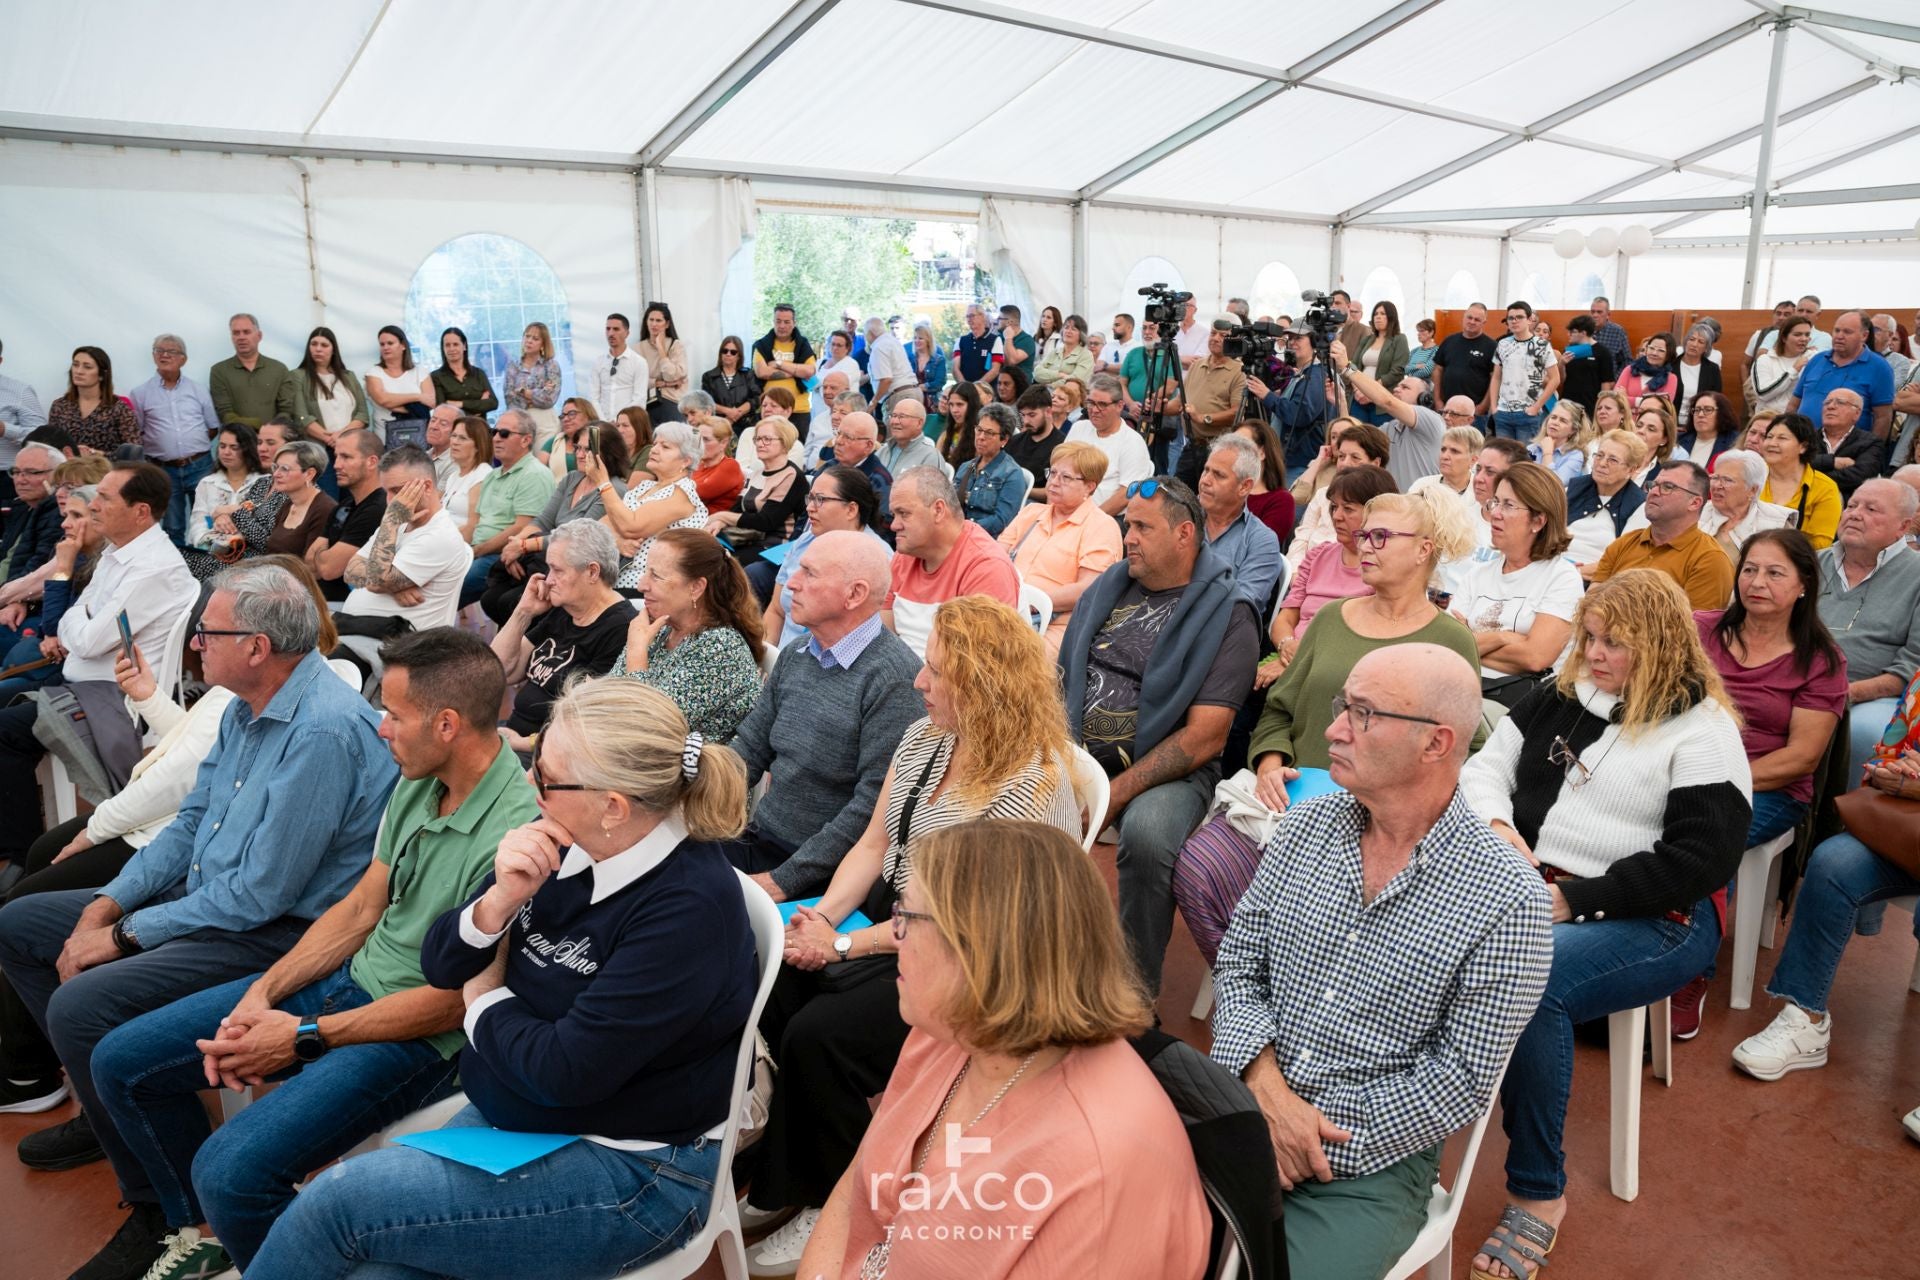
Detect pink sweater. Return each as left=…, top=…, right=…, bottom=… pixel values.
left=834, top=1031, right=1209, bottom=1280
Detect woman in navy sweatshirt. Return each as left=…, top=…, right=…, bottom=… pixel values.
left=247, top=680, right=758, bottom=1280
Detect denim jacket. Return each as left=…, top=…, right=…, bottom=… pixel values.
left=954, top=448, right=1028, bottom=537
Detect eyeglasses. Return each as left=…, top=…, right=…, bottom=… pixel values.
left=492, top=428, right=522, bottom=440
left=609, top=357, right=621, bottom=374
left=1043, top=467, right=1088, bottom=484
left=890, top=905, right=936, bottom=942
left=1087, top=397, right=1117, bottom=409
left=1549, top=736, right=1594, bottom=787
left=560, top=408, right=583, bottom=419
left=1646, top=481, right=1705, bottom=499
left=1330, top=693, right=1439, bottom=734
left=1126, top=479, right=1166, bottom=499
left=191, top=623, right=257, bottom=648
left=1353, top=527, right=1423, bottom=550
left=12, top=467, right=51, bottom=478
left=1443, top=409, right=1474, bottom=420
left=804, top=491, right=850, bottom=508
left=1482, top=499, right=1528, bottom=516
left=530, top=739, right=592, bottom=798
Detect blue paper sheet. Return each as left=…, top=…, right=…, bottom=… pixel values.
left=777, top=896, right=874, bottom=931
left=1286, top=767, right=1345, bottom=804
left=393, top=1126, right=579, bottom=1175
left=757, top=541, right=794, bottom=567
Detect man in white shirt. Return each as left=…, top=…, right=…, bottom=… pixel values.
left=1174, top=297, right=1209, bottom=369
left=1068, top=373, right=1154, bottom=516
left=0, top=462, right=196, bottom=860
left=579, top=313, right=648, bottom=420
left=335, top=447, right=475, bottom=674
left=1487, top=302, right=1561, bottom=443
left=861, top=317, right=916, bottom=423
left=817, top=332, right=864, bottom=409
left=126, top=334, right=222, bottom=546
left=1101, top=312, right=1139, bottom=374
left=424, top=403, right=460, bottom=491
left=804, top=371, right=856, bottom=466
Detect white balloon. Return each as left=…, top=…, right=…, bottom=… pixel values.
left=1585, top=227, right=1620, bottom=259
left=1553, top=228, right=1586, bottom=260
left=1619, top=224, right=1653, bottom=256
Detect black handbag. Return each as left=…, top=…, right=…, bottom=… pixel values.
left=1481, top=669, right=1553, bottom=710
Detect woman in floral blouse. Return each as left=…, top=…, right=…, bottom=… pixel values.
left=48, top=346, right=139, bottom=454
left=612, top=528, right=764, bottom=740
left=503, top=321, right=562, bottom=450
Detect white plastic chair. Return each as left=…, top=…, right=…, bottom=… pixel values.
left=155, top=602, right=196, bottom=707
left=1729, top=830, right=1795, bottom=1009
left=1606, top=997, right=1671, bottom=1202
left=1067, top=744, right=1108, bottom=853
left=36, top=754, right=78, bottom=828
left=1192, top=969, right=1215, bottom=1022
left=1016, top=580, right=1052, bottom=635
left=1382, top=1059, right=1512, bottom=1280
left=354, top=873, right=785, bottom=1280
left=1891, top=895, right=1920, bottom=994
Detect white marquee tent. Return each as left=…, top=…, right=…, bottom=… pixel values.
left=6, top=0, right=1920, bottom=396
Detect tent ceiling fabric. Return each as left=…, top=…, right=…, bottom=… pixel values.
left=3, top=0, right=1918, bottom=242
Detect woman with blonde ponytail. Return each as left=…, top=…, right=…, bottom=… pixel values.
left=248, top=680, right=759, bottom=1280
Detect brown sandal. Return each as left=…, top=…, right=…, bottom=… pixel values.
left=1470, top=1203, right=1557, bottom=1279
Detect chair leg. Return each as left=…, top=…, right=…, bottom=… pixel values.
left=1649, top=998, right=1672, bottom=1085
left=1909, top=946, right=1920, bottom=997
left=1760, top=852, right=1786, bottom=951
left=1425, top=1240, right=1451, bottom=1280
left=1191, top=969, right=1215, bottom=1021
left=1730, top=848, right=1771, bottom=1011
left=1608, top=1005, right=1645, bottom=1202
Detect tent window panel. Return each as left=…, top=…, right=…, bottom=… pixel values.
left=405, top=234, right=577, bottom=413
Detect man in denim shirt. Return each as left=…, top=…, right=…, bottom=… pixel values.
left=0, top=563, right=396, bottom=1190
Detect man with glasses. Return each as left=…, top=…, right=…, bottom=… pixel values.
left=0, top=463, right=196, bottom=867
left=1809, top=387, right=1886, bottom=501
left=1067, top=372, right=1153, bottom=517
left=0, top=564, right=396, bottom=1272
left=128, top=334, right=222, bottom=546
left=73, top=629, right=536, bottom=1280
left=460, top=409, right=556, bottom=608
left=209, top=313, right=290, bottom=430
left=877, top=396, right=942, bottom=479
left=1590, top=460, right=1733, bottom=609
left=423, top=402, right=461, bottom=491
left=805, top=372, right=856, bottom=467
left=0, top=337, right=49, bottom=506
left=818, top=410, right=893, bottom=528
left=950, top=304, right=998, bottom=386
left=1058, top=475, right=1259, bottom=996
left=727, top=531, right=923, bottom=901
left=1210, top=644, right=1550, bottom=1280
left=0, top=443, right=64, bottom=649
left=580, top=313, right=647, bottom=422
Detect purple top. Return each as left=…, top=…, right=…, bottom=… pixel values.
left=1696, top=609, right=1848, bottom=803
left=1283, top=540, right=1371, bottom=636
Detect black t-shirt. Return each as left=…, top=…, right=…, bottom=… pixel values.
left=1005, top=425, right=1063, bottom=491
left=507, top=599, right=638, bottom=736
left=1081, top=584, right=1260, bottom=773
left=1559, top=345, right=1618, bottom=414
left=319, top=488, right=388, bottom=601
left=1435, top=333, right=1497, bottom=405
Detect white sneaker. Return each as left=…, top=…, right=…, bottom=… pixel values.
left=745, top=1205, right=821, bottom=1277
left=738, top=1193, right=796, bottom=1233
left=1903, top=1105, right=1920, bottom=1145
left=1732, top=1004, right=1830, bottom=1080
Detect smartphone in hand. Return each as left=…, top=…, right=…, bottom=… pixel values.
left=116, top=610, right=136, bottom=665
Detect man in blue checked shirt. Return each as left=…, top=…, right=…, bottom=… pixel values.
left=1210, top=644, right=1551, bottom=1280
left=0, top=562, right=395, bottom=1185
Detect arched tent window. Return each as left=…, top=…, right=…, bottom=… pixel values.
left=1250, top=261, right=1302, bottom=322
left=719, top=239, right=757, bottom=356
left=1359, top=267, right=1406, bottom=325
left=1116, top=256, right=1187, bottom=334
left=1442, top=270, right=1480, bottom=310
left=1577, top=271, right=1607, bottom=307
left=405, top=234, right=575, bottom=410
left=1523, top=271, right=1555, bottom=310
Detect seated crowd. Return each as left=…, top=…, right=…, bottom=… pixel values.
left=0, top=288, right=1916, bottom=1280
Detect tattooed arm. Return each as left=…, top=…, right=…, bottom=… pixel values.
left=344, top=477, right=431, bottom=594
left=1107, top=704, right=1235, bottom=816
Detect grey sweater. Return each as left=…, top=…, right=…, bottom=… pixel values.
left=726, top=625, right=925, bottom=897
left=1818, top=545, right=1920, bottom=687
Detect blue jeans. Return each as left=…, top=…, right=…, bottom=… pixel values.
left=1491, top=410, right=1544, bottom=442
left=156, top=452, right=213, bottom=547
left=1501, top=897, right=1721, bottom=1200
left=0, top=625, right=59, bottom=702
left=89, top=964, right=459, bottom=1268
left=1766, top=833, right=1920, bottom=1016
left=246, top=1103, right=719, bottom=1280
left=459, top=553, right=499, bottom=607
left=1115, top=765, right=1218, bottom=999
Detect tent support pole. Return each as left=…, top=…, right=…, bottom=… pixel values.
left=1615, top=251, right=1630, bottom=307
left=1329, top=223, right=1344, bottom=292
left=1072, top=200, right=1089, bottom=319
left=638, top=165, right=661, bottom=307
left=1743, top=21, right=1792, bottom=308
left=286, top=159, right=325, bottom=319
left=1496, top=236, right=1511, bottom=306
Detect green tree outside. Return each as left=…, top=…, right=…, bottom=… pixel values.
left=752, top=213, right=917, bottom=344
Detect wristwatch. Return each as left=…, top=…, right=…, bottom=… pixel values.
left=832, top=934, right=854, bottom=962
left=294, top=1022, right=329, bottom=1063
left=110, top=918, right=142, bottom=955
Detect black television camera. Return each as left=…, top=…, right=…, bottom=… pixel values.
left=1215, top=317, right=1287, bottom=376
left=1137, top=283, right=1193, bottom=328
left=1289, top=289, right=1345, bottom=365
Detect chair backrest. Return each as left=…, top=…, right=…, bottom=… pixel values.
left=327, top=656, right=365, bottom=689
left=1380, top=1056, right=1512, bottom=1280
left=158, top=599, right=196, bottom=704
left=703, top=872, right=786, bottom=1219
left=1067, top=744, right=1109, bottom=852
left=1017, top=579, right=1053, bottom=634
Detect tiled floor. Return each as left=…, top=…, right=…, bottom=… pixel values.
left=5, top=844, right=1918, bottom=1279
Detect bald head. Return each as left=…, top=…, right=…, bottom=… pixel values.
left=1445, top=395, right=1477, bottom=417
left=819, top=371, right=851, bottom=401
left=786, top=528, right=892, bottom=639
left=1328, top=644, right=1482, bottom=813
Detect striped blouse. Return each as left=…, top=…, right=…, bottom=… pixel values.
left=879, top=718, right=1080, bottom=888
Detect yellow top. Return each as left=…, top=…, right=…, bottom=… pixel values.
left=1759, top=466, right=1842, bottom=550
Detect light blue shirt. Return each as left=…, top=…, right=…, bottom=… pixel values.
left=1204, top=505, right=1283, bottom=610
left=775, top=524, right=894, bottom=648
left=808, top=611, right=884, bottom=670
left=127, top=373, right=221, bottom=461
left=0, top=371, right=48, bottom=467
left=101, top=648, right=398, bottom=947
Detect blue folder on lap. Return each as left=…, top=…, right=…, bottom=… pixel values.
left=393, top=1126, right=578, bottom=1175
left=1286, top=767, right=1345, bottom=805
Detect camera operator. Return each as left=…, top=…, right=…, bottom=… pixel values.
left=1178, top=318, right=1249, bottom=487
left=1251, top=330, right=1330, bottom=477
left=1330, top=339, right=1445, bottom=490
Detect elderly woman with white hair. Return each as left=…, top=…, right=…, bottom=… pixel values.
left=491, top=519, right=638, bottom=752
left=1701, top=448, right=1793, bottom=559
left=582, top=420, right=709, bottom=592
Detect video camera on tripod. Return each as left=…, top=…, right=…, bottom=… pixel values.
left=1137, top=283, right=1193, bottom=327
left=1290, top=289, right=1345, bottom=365
left=1212, top=317, right=1287, bottom=377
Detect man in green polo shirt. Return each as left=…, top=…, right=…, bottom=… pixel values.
left=81, top=630, right=541, bottom=1278
left=208, top=312, right=291, bottom=427
left=462, top=407, right=557, bottom=606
